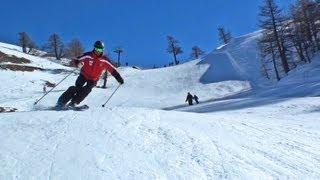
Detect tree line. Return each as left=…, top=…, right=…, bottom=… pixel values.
left=17, top=33, right=127, bottom=66
left=258, top=0, right=320, bottom=81
left=18, top=27, right=231, bottom=68
left=159, top=26, right=232, bottom=68
left=18, top=32, right=85, bottom=60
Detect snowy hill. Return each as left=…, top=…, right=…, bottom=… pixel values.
left=0, top=42, right=69, bottom=70
left=199, top=31, right=263, bottom=86
left=0, top=39, right=251, bottom=111
left=0, top=32, right=320, bottom=180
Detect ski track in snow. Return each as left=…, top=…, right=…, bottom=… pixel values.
left=1, top=106, right=319, bottom=179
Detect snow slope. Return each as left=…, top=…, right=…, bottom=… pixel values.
left=0, top=32, right=320, bottom=180
left=0, top=59, right=250, bottom=111
left=0, top=42, right=69, bottom=70
left=198, top=31, right=274, bottom=88
left=1, top=105, right=320, bottom=179
left=179, top=56, right=320, bottom=114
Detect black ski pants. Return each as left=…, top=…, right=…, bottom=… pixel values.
left=57, top=74, right=96, bottom=105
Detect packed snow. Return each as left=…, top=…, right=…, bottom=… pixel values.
left=0, top=31, right=320, bottom=180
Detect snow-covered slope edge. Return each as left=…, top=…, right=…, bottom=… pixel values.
left=0, top=42, right=70, bottom=70
left=198, top=31, right=263, bottom=86
left=180, top=54, right=320, bottom=113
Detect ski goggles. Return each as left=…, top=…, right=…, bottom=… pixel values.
left=94, top=47, right=104, bottom=53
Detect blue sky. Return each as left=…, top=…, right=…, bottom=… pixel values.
left=0, top=0, right=294, bottom=67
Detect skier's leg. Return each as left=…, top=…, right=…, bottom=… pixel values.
left=75, top=74, right=87, bottom=91
left=71, top=80, right=96, bottom=105
left=56, top=74, right=86, bottom=106
left=56, top=86, right=77, bottom=106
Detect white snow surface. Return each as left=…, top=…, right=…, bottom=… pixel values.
left=1, top=32, right=320, bottom=180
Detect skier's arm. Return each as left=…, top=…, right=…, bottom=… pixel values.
left=69, top=59, right=83, bottom=68
left=70, top=53, right=89, bottom=67
left=69, top=59, right=79, bottom=67
left=104, top=59, right=124, bottom=84
left=111, top=70, right=124, bottom=84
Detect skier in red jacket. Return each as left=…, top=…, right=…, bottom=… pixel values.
left=56, top=41, right=124, bottom=108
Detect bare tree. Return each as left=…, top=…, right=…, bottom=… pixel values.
left=259, top=0, right=290, bottom=74
left=260, top=58, right=271, bottom=80
left=167, top=36, right=183, bottom=65
left=290, top=15, right=312, bottom=63
left=301, top=0, right=320, bottom=50
left=258, top=32, right=281, bottom=81
left=27, top=42, right=38, bottom=55
left=291, top=0, right=320, bottom=53
left=18, top=32, right=36, bottom=54
left=66, top=39, right=84, bottom=58
left=190, top=46, right=205, bottom=59
left=218, top=26, right=232, bottom=44
left=45, top=33, right=65, bottom=60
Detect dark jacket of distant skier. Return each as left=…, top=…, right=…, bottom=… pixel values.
left=185, top=92, right=193, bottom=105
left=56, top=41, right=124, bottom=107
left=193, top=95, right=199, bottom=104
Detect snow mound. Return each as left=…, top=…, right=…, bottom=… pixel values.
left=199, top=31, right=263, bottom=86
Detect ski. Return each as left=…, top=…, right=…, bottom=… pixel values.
left=33, top=105, right=90, bottom=111
left=53, top=105, right=89, bottom=111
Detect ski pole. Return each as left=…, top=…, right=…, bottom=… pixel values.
left=34, top=69, right=77, bottom=105
left=102, top=84, right=121, bottom=107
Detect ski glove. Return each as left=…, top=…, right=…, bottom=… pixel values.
left=119, top=78, right=124, bottom=85
left=70, top=59, right=83, bottom=68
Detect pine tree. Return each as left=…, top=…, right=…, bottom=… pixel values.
left=167, top=36, right=183, bottom=65
left=259, top=0, right=290, bottom=74
left=258, top=32, right=281, bottom=81
left=289, top=5, right=310, bottom=63
left=190, top=46, right=205, bottom=59
left=292, top=0, right=320, bottom=52
left=218, top=26, right=232, bottom=44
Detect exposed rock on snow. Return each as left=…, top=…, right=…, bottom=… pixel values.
left=0, top=107, right=17, bottom=113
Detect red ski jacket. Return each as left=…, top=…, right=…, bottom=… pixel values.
left=74, top=51, right=123, bottom=83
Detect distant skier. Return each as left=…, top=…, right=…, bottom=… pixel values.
left=193, top=94, right=199, bottom=104
left=101, top=71, right=108, bottom=89
left=56, top=40, right=124, bottom=108
left=185, top=92, right=193, bottom=105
